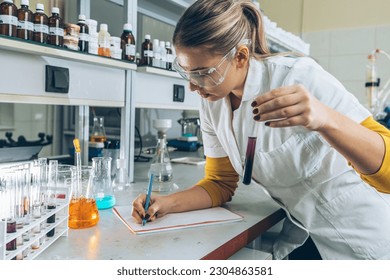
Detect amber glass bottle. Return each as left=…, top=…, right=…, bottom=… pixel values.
left=0, top=0, right=17, bottom=37
left=17, top=0, right=33, bottom=40
left=33, top=3, right=48, bottom=44
left=77, top=14, right=89, bottom=52
left=141, top=34, right=153, bottom=66
left=120, top=23, right=136, bottom=62
left=48, top=7, right=63, bottom=47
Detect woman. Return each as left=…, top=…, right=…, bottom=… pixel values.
left=132, top=0, right=390, bottom=259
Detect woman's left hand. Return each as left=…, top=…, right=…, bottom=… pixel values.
left=251, top=84, right=330, bottom=131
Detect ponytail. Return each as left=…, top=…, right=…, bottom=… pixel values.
left=240, top=2, right=270, bottom=57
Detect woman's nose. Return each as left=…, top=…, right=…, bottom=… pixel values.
left=189, top=82, right=200, bottom=92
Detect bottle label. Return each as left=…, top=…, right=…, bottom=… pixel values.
left=144, top=50, right=153, bottom=57
left=98, top=40, right=110, bottom=48
left=34, top=24, right=49, bottom=34
left=17, top=20, right=34, bottom=31
left=167, top=54, right=174, bottom=63
left=153, top=52, right=161, bottom=60
left=79, top=33, right=89, bottom=41
left=0, top=15, right=18, bottom=26
left=125, top=44, right=135, bottom=56
left=49, top=27, right=64, bottom=36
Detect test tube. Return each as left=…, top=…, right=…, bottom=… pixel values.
left=242, top=136, right=257, bottom=185
left=5, top=172, right=17, bottom=254
left=14, top=166, right=25, bottom=229
left=31, top=160, right=42, bottom=219
left=46, top=160, right=58, bottom=237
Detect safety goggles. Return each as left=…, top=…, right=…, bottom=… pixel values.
left=173, top=45, right=238, bottom=88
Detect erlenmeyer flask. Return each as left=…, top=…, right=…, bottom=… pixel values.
left=148, top=128, right=173, bottom=192
left=68, top=166, right=99, bottom=229
left=92, top=157, right=116, bottom=209
left=90, top=116, right=107, bottom=143
left=149, top=134, right=172, bottom=182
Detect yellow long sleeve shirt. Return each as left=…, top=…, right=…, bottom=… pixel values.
left=196, top=116, right=390, bottom=206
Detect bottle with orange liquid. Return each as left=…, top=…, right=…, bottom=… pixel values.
left=98, top=23, right=110, bottom=57
left=68, top=139, right=99, bottom=229
left=90, top=116, right=107, bottom=143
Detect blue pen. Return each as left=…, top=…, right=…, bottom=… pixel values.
left=142, top=174, right=154, bottom=226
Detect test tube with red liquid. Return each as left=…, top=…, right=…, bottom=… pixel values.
left=242, top=136, right=257, bottom=185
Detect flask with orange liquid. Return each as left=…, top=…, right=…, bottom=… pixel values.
left=90, top=116, right=107, bottom=143
left=68, top=139, right=99, bottom=229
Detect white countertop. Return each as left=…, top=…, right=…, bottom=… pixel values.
left=36, top=158, right=284, bottom=260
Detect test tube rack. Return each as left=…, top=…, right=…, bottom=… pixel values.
left=0, top=198, right=70, bottom=260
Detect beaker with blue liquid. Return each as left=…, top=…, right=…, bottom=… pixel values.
left=92, top=157, right=116, bottom=209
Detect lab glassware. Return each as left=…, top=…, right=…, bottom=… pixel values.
left=242, top=137, right=257, bottom=185
left=148, top=119, right=173, bottom=192
left=1, top=161, right=71, bottom=260
left=90, top=116, right=107, bottom=143
left=68, top=166, right=99, bottom=229
left=92, top=157, right=116, bottom=209
left=46, top=160, right=58, bottom=237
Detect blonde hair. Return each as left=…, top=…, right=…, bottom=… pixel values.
left=173, top=0, right=270, bottom=58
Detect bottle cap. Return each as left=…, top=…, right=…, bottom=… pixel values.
left=78, top=14, right=86, bottom=21
left=165, top=41, right=171, bottom=48
left=145, top=34, right=151, bottom=40
left=3, top=0, right=13, bottom=3
left=21, top=0, right=29, bottom=5
left=100, top=23, right=108, bottom=31
left=153, top=39, right=159, bottom=45
left=123, top=23, right=132, bottom=31
left=159, top=41, right=165, bottom=47
left=52, top=7, right=59, bottom=14
left=36, top=3, right=44, bottom=11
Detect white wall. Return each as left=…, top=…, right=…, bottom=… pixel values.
left=303, top=25, right=390, bottom=106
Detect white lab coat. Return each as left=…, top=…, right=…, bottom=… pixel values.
left=200, top=56, right=390, bottom=259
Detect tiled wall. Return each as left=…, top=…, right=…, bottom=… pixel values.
left=303, top=24, right=390, bottom=107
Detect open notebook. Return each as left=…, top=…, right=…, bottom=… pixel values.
left=113, top=205, right=244, bottom=235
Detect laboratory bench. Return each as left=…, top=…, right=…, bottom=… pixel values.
left=36, top=154, right=285, bottom=260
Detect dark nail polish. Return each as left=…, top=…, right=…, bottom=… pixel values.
left=251, top=101, right=257, bottom=107
left=265, top=122, right=270, bottom=126
left=254, top=115, right=261, bottom=121
left=252, top=108, right=259, bottom=114
left=144, top=214, right=150, bottom=220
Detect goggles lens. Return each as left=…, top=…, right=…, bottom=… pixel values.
left=173, top=47, right=236, bottom=88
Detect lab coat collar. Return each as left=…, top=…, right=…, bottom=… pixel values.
left=241, top=58, right=266, bottom=102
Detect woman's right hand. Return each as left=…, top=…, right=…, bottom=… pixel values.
left=131, top=193, right=171, bottom=224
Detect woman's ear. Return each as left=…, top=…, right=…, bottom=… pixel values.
left=235, top=45, right=250, bottom=68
